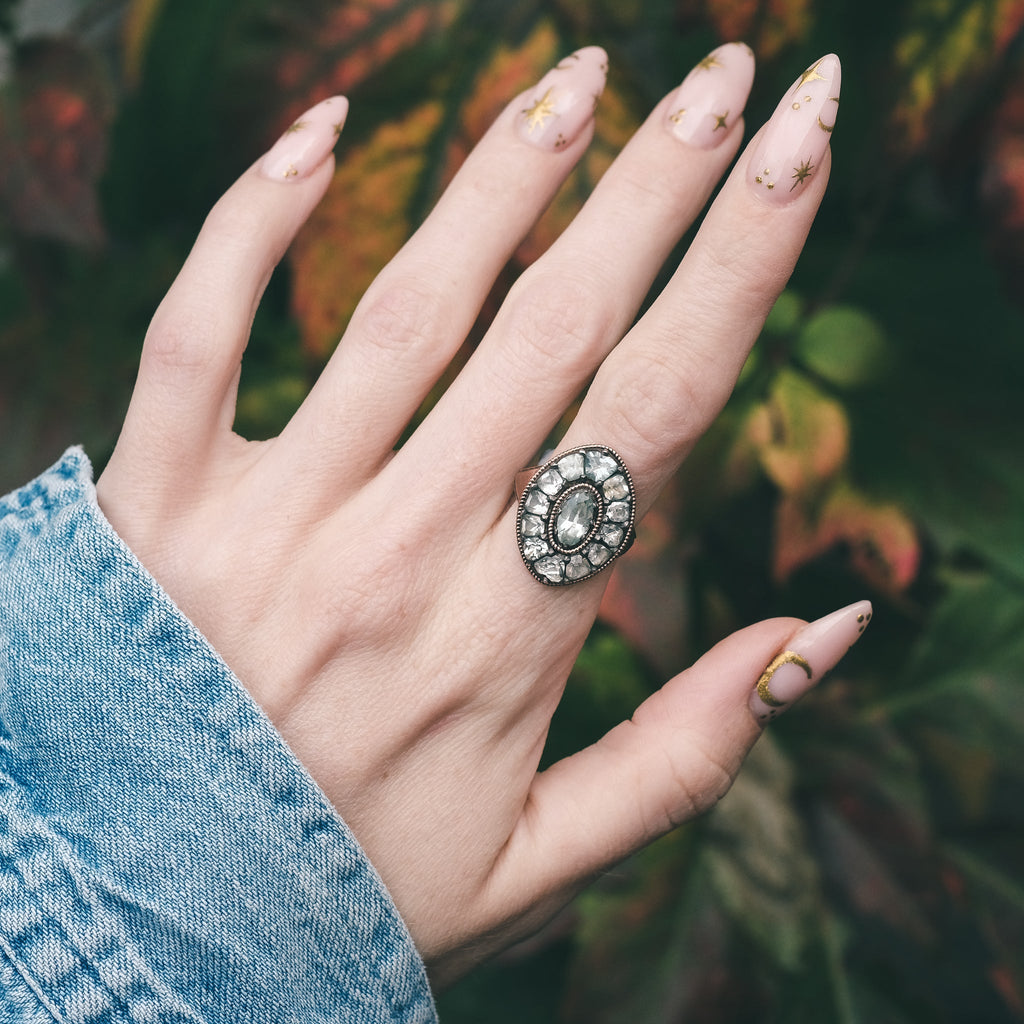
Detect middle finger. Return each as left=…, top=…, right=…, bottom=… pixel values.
left=395, top=43, right=756, bottom=508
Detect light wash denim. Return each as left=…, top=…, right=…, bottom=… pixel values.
left=0, top=449, right=437, bottom=1023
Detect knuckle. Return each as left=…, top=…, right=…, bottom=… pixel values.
left=352, top=278, right=445, bottom=358
left=500, top=270, right=612, bottom=380
left=599, top=349, right=711, bottom=460
left=142, top=301, right=227, bottom=378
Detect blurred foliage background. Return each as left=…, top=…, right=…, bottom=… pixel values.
left=2, top=0, right=1024, bottom=1020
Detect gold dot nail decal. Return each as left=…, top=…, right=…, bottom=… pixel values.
left=748, top=53, right=841, bottom=205
left=515, top=47, right=608, bottom=151
left=748, top=599, right=872, bottom=725
left=666, top=42, right=755, bottom=150
left=259, top=96, right=349, bottom=183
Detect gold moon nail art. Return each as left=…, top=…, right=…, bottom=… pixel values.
left=756, top=650, right=812, bottom=707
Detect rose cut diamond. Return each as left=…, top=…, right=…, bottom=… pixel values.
left=554, top=488, right=597, bottom=549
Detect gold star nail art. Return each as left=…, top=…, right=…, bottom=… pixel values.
left=523, top=88, right=557, bottom=132
left=713, top=110, right=729, bottom=131
left=697, top=53, right=723, bottom=71
left=799, top=60, right=826, bottom=86
left=790, top=158, right=814, bottom=190
left=285, top=120, right=308, bottom=134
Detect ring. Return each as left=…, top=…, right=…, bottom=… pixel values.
left=515, top=445, right=636, bottom=586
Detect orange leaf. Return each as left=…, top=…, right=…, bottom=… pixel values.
left=678, top=0, right=813, bottom=58
left=271, top=0, right=460, bottom=116
left=774, top=483, right=920, bottom=592
left=288, top=100, right=444, bottom=358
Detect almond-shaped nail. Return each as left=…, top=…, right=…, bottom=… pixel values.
left=259, top=96, right=349, bottom=182
left=516, top=46, right=608, bottom=151
left=748, top=53, right=840, bottom=204
left=666, top=42, right=755, bottom=149
left=749, top=599, right=871, bottom=724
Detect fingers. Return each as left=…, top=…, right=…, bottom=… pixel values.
left=562, top=55, right=842, bottom=504
left=497, top=600, right=871, bottom=906
left=275, top=47, right=610, bottom=484
left=112, top=97, right=349, bottom=477
left=398, top=43, right=757, bottom=506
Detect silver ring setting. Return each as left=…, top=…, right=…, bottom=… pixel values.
left=515, top=445, right=636, bottom=586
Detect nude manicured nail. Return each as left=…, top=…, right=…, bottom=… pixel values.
left=748, top=53, right=840, bottom=204
left=665, top=42, right=755, bottom=149
left=259, top=96, right=349, bottom=182
left=516, top=46, right=608, bottom=151
left=749, top=599, right=872, bottom=724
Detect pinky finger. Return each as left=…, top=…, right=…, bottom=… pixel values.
left=503, top=600, right=872, bottom=905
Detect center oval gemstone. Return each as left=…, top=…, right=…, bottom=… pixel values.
left=554, top=487, right=598, bottom=549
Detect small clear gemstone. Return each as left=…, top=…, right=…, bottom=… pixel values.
left=523, top=537, right=549, bottom=560
left=599, top=522, right=624, bottom=548
left=587, top=543, right=611, bottom=567
left=566, top=555, right=591, bottom=580
left=557, top=453, right=585, bottom=481
left=555, top=488, right=597, bottom=548
left=603, top=474, right=630, bottom=500
left=521, top=514, right=545, bottom=537
left=537, top=468, right=564, bottom=496
left=534, top=556, right=565, bottom=582
left=585, top=450, right=618, bottom=483
left=524, top=489, right=549, bottom=515
left=606, top=501, right=629, bottom=523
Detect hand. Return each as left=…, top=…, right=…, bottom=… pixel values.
left=96, top=44, right=866, bottom=985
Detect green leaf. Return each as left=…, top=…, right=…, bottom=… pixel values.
left=795, top=305, right=890, bottom=389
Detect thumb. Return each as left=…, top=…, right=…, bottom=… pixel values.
left=507, top=600, right=872, bottom=902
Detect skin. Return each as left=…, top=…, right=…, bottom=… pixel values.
left=96, top=63, right=832, bottom=987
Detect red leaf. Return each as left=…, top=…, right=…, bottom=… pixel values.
left=0, top=39, right=113, bottom=247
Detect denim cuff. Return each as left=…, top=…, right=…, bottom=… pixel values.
left=0, top=448, right=436, bottom=1023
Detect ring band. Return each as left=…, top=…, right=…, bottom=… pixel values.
left=515, top=445, right=636, bottom=586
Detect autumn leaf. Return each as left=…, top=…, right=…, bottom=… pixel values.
left=0, top=38, right=113, bottom=247
left=676, top=0, right=813, bottom=58
left=888, top=0, right=1024, bottom=156
left=746, top=368, right=850, bottom=497
left=773, top=481, right=920, bottom=591
left=288, top=100, right=444, bottom=358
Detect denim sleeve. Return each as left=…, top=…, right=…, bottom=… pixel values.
left=0, top=449, right=437, bottom=1024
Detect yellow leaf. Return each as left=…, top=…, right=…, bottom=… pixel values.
left=889, top=0, right=1024, bottom=155
left=746, top=369, right=850, bottom=496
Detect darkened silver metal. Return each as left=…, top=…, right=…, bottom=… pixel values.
left=514, top=444, right=636, bottom=586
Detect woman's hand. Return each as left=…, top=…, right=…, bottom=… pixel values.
left=96, top=44, right=867, bottom=985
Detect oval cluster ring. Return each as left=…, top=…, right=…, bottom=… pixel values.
left=515, top=445, right=636, bottom=586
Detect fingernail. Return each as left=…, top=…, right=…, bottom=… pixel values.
left=259, top=96, right=349, bottom=182
left=665, top=42, right=755, bottom=149
left=516, top=46, right=608, bottom=151
left=748, top=53, right=841, bottom=204
left=749, top=599, right=871, bottom=724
